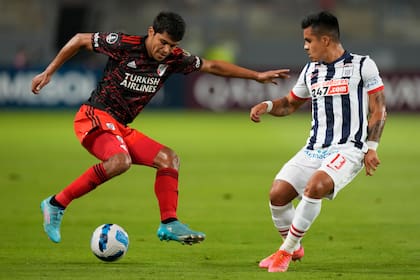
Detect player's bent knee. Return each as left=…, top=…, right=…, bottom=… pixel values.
left=104, top=153, right=132, bottom=177
left=304, top=181, right=331, bottom=198
left=304, top=171, right=335, bottom=198
left=269, top=186, right=282, bottom=202
left=154, top=147, right=180, bottom=170
left=269, top=180, right=298, bottom=206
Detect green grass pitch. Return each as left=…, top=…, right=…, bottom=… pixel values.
left=0, top=110, right=419, bottom=280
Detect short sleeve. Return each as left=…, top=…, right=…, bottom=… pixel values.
left=170, top=48, right=202, bottom=75
left=291, top=63, right=311, bottom=99
left=92, top=32, right=137, bottom=60
left=361, top=56, right=384, bottom=94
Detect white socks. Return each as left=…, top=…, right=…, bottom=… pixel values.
left=270, top=202, right=295, bottom=239
left=280, top=195, right=322, bottom=253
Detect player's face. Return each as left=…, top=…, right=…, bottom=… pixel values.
left=147, top=28, right=179, bottom=61
left=303, top=27, right=327, bottom=62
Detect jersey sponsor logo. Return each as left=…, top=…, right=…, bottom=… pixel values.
left=157, top=64, right=168, bottom=76
left=120, top=73, right=161, bottom=93
left=106, top=33, right=119, bottom=44
left=310, top=79, right=349, bottom=98
left=304, top=148, right=338, bottom=160
left=328, top=84, right=349, bottom=95
left=127, top=61, right=137, bottom=69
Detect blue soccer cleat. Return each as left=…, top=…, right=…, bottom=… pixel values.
left=40, top=196, right=65, bottom=243
left=157, top=220, right=205, bottom=245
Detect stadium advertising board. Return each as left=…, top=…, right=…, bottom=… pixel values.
left=0, top=68, right=96, bottom=107
left=0, top=68, right=419, bottom=111
left=0, top=68, right=183, bottom=108
left=185, top=72, right=420, bottom=112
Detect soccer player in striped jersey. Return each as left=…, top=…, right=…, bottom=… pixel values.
left=32, top=11, right=290, bottom=246
left=250, top=11, right=386, bottom=272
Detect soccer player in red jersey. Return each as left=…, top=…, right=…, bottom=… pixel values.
left=32, top=11, right=290, bottom=245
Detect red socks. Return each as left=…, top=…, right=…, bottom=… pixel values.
left=55, top=163, right=108, bottom=207
left=154, top=168, right=179, bottom=221
left=54, top=165, right=179, bottom=222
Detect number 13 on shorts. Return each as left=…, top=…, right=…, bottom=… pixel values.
left=327, top=153, right=346, bottom=171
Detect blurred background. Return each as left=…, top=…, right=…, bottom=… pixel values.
left=1, top=0, right=419, bottom=111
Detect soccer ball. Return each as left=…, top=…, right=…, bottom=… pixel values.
left=90, top=224, right=129, bottom=262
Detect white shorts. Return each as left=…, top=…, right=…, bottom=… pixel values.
left=275, top=144, right=364, bottom=200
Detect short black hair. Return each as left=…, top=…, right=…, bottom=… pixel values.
left=153, top=11, right=186, bottom=41
left=301, top=11, right=340, bottom=41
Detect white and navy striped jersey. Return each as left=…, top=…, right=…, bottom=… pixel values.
left=291, top=51, right=384, bottom=152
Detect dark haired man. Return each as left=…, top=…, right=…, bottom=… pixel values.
left=250, top=11, right=386, bottom=272
left=33, top=11, right=290, bottom=246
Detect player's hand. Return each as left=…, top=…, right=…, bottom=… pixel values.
left=364, top=149, right=381, bottom=176
left=250, top=102, right=269, bottom=123
left=31, top=72, right=51, bottom=94
left=256, top=69, right=290, bottom=85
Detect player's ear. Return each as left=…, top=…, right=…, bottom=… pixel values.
left=148, top=26, right=155, bottom=36
left=321, top=35, right=330, bottom=46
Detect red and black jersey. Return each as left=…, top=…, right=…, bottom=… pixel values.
left=86, top=32, right=202, bottom=124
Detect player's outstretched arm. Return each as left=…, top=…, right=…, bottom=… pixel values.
left=250, top=93, right=306, bottom=123
left=31, top=33, right=93, bottom=94
left=200, top=59, right=290, bottom=84
left=364, top=90, right=387, bottom=176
